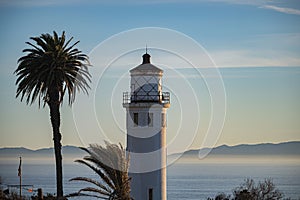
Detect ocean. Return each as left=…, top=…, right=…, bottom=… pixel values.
left=0, top=158, right=300, bottom=199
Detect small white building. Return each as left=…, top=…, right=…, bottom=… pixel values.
left=123, top=53, right=170, bottom=200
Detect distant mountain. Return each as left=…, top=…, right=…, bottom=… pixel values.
left=171, top=141, right=300, bottom=158
left=0, top=145, right=86, bottom=158
left=1, top=141, right=299, bottom=159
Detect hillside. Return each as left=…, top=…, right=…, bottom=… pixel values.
left=171, top=141, right=300, bottom=158
left=1, top=141, right=299, bottom=159
left=0, top=145, right=86, bottom=158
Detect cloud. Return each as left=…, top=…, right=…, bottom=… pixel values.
left=261, top=5, right=300, bottom=15
left=209, top=32, right=300, bottom=68
left=210, top=50, right=300, bottom=68
left=0, top=0, right=278, bottom=7
left=1, top=0, right=298, bottom=15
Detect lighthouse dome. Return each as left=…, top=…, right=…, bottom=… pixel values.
left=130, top=53, right=163, bottom=75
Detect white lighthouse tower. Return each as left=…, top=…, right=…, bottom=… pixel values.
left=123, top=52, right=170, bottom=200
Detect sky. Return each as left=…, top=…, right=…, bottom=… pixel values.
left=0, top=0, right=299, bottom=154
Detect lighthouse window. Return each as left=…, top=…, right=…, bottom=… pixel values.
left=148, top=188, right=153, bottom=200
left=133, top=113, right=138, bottom=127
left=162, top=113, right=166, bottom=127
left=148, top=113, right=153, bottom=127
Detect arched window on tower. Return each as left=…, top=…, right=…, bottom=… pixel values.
left=133, top=113, right=138, bottom=127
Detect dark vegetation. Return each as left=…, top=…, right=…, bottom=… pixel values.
left=208, top=178, right=292, bottom=200
left=67, top=142, right=132, bottom=200
left=14, top=31, right=91, bottom=198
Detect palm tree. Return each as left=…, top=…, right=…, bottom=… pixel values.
left=68, top=142, right=132, bottom=200
left=15, top=31, right=91, bottom=198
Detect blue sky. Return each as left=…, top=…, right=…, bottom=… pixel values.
left=0, top=0, right=299, bottom=153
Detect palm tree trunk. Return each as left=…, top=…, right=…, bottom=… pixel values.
left=48, top=87, right=63, bottom=199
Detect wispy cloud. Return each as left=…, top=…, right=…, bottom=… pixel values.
left=261, top=5, right=300, bottom=15
left=1, top=0, right=298, bottom=16
left=210, top=50, right=300, bottom=68
left=210, top=32, right=300, bottom=67
left=0, top=0, right=281, bottom=7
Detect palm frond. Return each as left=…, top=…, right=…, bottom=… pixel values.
left=74, top=159, right=115, bottom=190
left=69, top=142, right=131, bottom=200
left=78, top=187, right=110, bottom=196
left=66, top=192, right=107, bottom=199
left=15, top=31, right=91, bottom=107
left=69, top=177, right=111, bottom=193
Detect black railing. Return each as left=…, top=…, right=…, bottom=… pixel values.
left=123, top=92, right=170, bottom=104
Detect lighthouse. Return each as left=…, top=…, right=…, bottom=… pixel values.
left=123, top=52, right=170, bottom=200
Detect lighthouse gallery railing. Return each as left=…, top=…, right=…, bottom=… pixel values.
left=123, top=92, right=170, bottom=104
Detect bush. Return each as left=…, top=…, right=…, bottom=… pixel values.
left=208, top=178, right=284, bottom=200
left=233, top=178, right=283, bottom=200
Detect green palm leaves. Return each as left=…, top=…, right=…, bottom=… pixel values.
left=15, top=31, right=91, bottom=106
left=69, top=142, right=132, bottom=200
